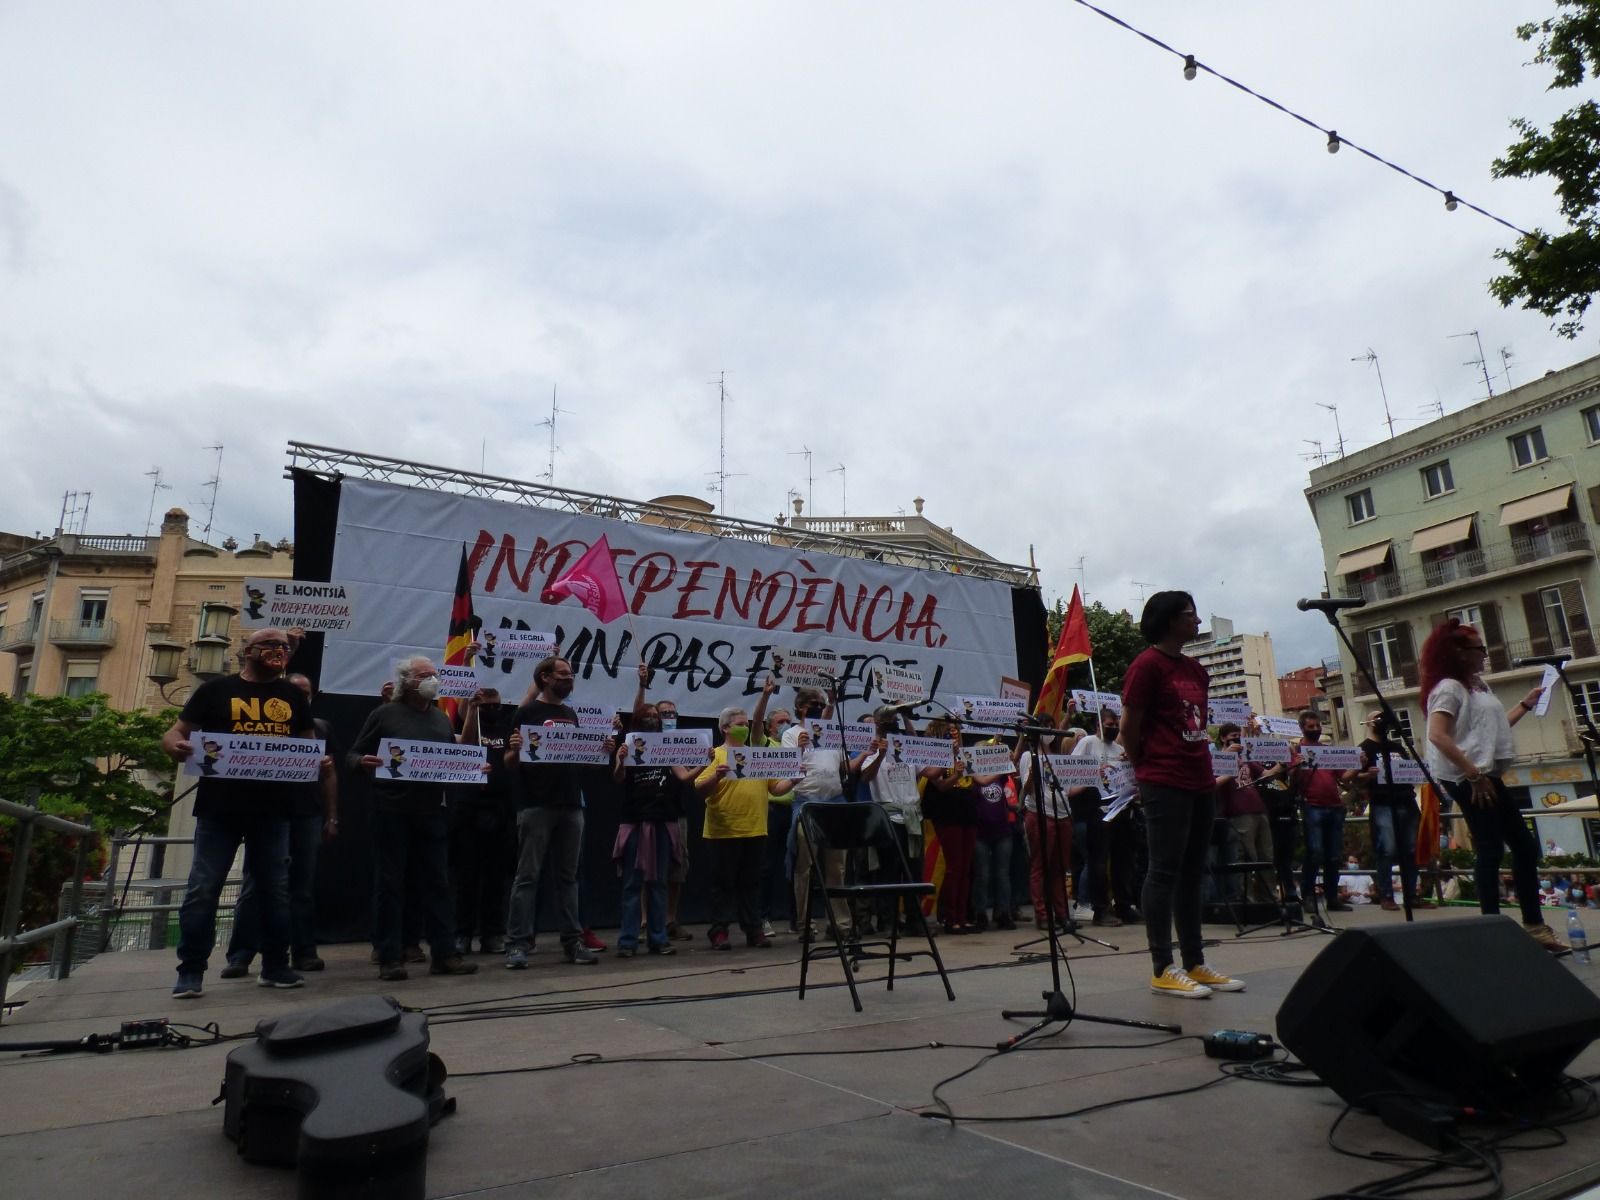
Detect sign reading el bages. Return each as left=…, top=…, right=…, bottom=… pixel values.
left=182, top=733, right=325, bottom=782
left=319, top=477, right=1025, bottom=712
left=724, top=746, right=804, bottom=780
left=374, top=739, right=488, bottom=785
left=241, top=578, right=356, bottom=633
left=519, top=725, right=611, bottom=765
left=623, top=730, right=713, bottom=768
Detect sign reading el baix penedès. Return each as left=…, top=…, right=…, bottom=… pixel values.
left=241, top=578, right=357, bottom=633
left=318, top=479, right=1023, bottom=714
left=181, top=733, right=326, bottom=782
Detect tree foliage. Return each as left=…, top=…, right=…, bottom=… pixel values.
left=1490, top=1, right=1600, bottom=338
left=1044, top=597, right=1143, bottom=695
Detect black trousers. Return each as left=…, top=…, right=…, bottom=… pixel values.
left=451, top=802, right=514, bottom=940
left=707, top=836, right=765, bottom=935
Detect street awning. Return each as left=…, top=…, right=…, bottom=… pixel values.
left=1499, top=483, right=1573, bottom=527
left=1333, top=541, right=1392, bottom=575
left=1410, top=514, right=1476, bottom=555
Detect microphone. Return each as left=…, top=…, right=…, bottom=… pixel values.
left=1514, top=653, right=1572, bottom=669
left=1296, top=596, right=1367, bottom=613
left=882, top=699, right=929, bottom=716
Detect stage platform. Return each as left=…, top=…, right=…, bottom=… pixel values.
left=3, top=905, right=1599, bottom=1200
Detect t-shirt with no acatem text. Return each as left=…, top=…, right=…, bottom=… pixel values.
left=180, top=674, right=315, bottom=820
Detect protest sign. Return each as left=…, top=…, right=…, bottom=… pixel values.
left=1207, top=698, right=1251, bottom=725
left=885, top=734, right=955, bottom=770
left=1256, top=715, right=1303, bottom=737
left=624, top=730, right=714, bottom=768
left=1211, top=746, right=1242, bottom=778
left=481, top=628, right=559, bottom=662
left=805, top=720, right=877, bottom=753
left=776, top=648, right=839, bottom=689
left=1041, top=756, right=1103, bottom=788
left=1070, top=689, right=1122, bottom=717
left=241, top=578, right=356, bottom=633
left=374, top=739, right=488, bottom=785
left=1243, top=738, right=1293, bottom=764
left=1296, top=744, right=1362, bottom=771
left=958, top=743, right=1017, bottom=777
left=570, top=703, right=617, bottom=730
left=952, top=695, right=1027, bottom=724
left=870, top=664, right=926, bottom=706
left=1382, top=757, right=1426, bottom=784
left=181, top=733, right=325, bottom=782
left=999, top=676, right=1031, bottom=704
left=520, top=725, right=611, bottom=765
left=725, top=746, right=805, bottom=780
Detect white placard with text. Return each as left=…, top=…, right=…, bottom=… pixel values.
left=181, top=733, right=325, bottom=782
left=374, top=738, right=488, bottom=785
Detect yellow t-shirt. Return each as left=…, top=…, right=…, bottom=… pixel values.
left=697, top=746, right=773, bottom=839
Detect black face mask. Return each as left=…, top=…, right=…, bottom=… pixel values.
left=478, top=703, right=504, bottom=725
left=805, top=705, right=824, bottom=719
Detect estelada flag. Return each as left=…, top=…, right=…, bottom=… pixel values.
left=441, top=544, right=478, bottom=723
left=1036, top=584, right=1092, bottom=722
left=1416, top=781, right=1440, bottom=865
left=541, top=534, right=629, bottom=624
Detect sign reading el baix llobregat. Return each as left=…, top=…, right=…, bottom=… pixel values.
left=181, top=733, right=325, bottom=782
left=321, top=479, right=1020, bottom=712
left=241, top=578, right=357, bottom=632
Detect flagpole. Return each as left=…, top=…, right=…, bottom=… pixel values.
left=1088, top=656, right=1098, bottom=693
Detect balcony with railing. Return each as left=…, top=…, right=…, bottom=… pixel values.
left=1336, top=524, right=1592, bottom=606
left=47, top=617, right=118, bottom=648
left=0, top=621, right=39, bottom=652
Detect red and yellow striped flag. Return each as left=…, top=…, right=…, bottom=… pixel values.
left=1036, top=585, right=1092, bottom=723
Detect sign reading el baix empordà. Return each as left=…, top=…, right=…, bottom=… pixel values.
left=317, top=479, right=1024, bottom=713
left=241, top=577, right=357, bottom=633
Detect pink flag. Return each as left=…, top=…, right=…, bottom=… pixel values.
left=540, top=535, right=629, bottom=624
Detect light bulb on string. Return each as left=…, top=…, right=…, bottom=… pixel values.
left=1183, top=54, right=1197, bottom=81
left=1443, top=191, right=1458, bottom=212
left=1326, top=131, right=1340, bottom=154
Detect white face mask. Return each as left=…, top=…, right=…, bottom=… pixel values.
left=415, top=676, right=441, bottom=701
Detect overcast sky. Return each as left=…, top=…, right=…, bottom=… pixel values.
left=1, top=2, right=1590, bottom=670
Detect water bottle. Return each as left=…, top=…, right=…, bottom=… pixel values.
left=1568, top=905, right=1591, bottom=965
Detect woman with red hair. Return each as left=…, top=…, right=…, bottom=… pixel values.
left=1420, top=619, right=1564, bottom=952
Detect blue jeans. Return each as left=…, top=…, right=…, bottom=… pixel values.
left=177, top=813, right=290, bottom=976
left=1300, top=805, right=1345, bottom=903
left=508, top=806, right=584, bottom=950
left=617, top=824, right=672, bottom=950
left=1369, top=802, right=1419, bottom=904
left=972, top=834, right=1013, bottom=918
left=228, top=814, right=322, bottom=964
left=372, top=801, right=455, bottom=965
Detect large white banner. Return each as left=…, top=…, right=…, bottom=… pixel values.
left=322, top=480, right=1021, bottom=714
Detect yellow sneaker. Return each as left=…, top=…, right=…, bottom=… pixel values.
left=1150, top=965, right=1212, bottom=998
left=1186, top=963, right=1245, bottom=992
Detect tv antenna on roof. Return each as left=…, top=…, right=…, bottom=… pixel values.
left=1301, top=439, right=1328, bottom=465
left=829, top=463, right=846, bottom=515
left=1351, top=350, right=1395, bottom=439
left=788, top=445, right=814, bottom=513
left=200, top=443, right=224, bottom=541
left=1449, top=330, right=1495, bottom=400
left=143, top=467, right=171, bottom=536
left=1315, top=402, right=1346, bottom=458
left=538, top=385, right=569, bottom=485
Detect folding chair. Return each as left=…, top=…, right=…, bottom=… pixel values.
left=797, top=802, right=956, bottom=1012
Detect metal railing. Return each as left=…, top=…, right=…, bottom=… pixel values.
left=0, top=790, right=94, bottom=1024
left=1338, top=524, right=1593, bottom=604
left=0, top=620, right=39, bottom=652
left=47, top=617, right=117, bottom=646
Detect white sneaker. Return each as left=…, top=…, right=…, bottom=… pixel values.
left=1150, top=965, right=1212, bottom=999
left=760, top=920, right=776, bottom=938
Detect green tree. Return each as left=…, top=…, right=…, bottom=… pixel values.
left=0, top=693, right=176, bottom=966
left=1045, top=597, right=1143, bottom=695
left=1490, top=1, right=1600, bottom=337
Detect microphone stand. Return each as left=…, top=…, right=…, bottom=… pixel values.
left=1009, top=753, right=1118, bottom=956
left=950, top=713, right=1178, bottom=1048
left=1306, top=605, right=1443, bottom=924
left=1544, top=660, right=1600, bottom=820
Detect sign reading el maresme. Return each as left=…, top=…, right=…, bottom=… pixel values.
left=321, top=479, right=1021, bottom=713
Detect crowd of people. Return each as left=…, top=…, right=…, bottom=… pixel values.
left=161, top=599, right=1584, bottom=1001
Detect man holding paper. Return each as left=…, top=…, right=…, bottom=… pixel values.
left=162, top=629, right=323, bottom=997
left=350, top=655, right=480, bottom=981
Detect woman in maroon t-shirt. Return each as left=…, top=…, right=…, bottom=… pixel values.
left=1121, top=591, right=1243, bottom=999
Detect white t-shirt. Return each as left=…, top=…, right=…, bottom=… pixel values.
left=1016, top=749, right=1072, bottom=818
left=1424, top=678, right=1514, bottom=783
left=863, top=748, right=922, bottom=824
left=1071, top=734, right=1129, bottom=798
left=782, top=724, right=847, bottom=801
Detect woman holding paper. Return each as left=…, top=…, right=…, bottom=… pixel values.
left=1420, top=618, right=1564, bottom=952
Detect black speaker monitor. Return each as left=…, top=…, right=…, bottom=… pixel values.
left=1276, top=917, right=1600, bottom=1111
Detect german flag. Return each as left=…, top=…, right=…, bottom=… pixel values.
left=442, top=544, right=479, bottom=723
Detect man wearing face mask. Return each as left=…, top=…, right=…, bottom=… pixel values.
left=350, top=655, right=479, bottom=981
left=782, top=686, right=861, bottom=938
left=452, top=687, right=517, bottom=954
left=759, top=699, right=796, bottom=936
left=163, top=628, right=322, bottom=997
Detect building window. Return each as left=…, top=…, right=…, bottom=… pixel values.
left=13, top=659, right=31, bottom=697
left=78, top=590, right=109, bottom=627
left=1420, top=461, right=1454, bottom=498
left=1347, top=489, right=1376, bottom=524
left=1509, top=427, right=1549, bottom=468
left=198, top=605, right=230, bottom=640
left=1367, top=625, right=1402, bottom=680
left=63, top=660, right=99, bottom=698
left=27, top=593, right=44, bottom=633
left=1585, top=406, right=1600, bottom=444
left=1571, top=680, right=1600, bottom=725
left=1390, top=709, right=1414, bottom=740
left=1540, top=586, right=1574, bottom=651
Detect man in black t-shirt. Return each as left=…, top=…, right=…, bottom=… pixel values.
left=452, top=687, right=517, bottom=954
left=611, top=700, right=691, bottom=956
left=163, top=629, right=321, bottom=997
left=503, top=656, right=613, bottom=967
left=1354, top=711, right=1434, bottom=913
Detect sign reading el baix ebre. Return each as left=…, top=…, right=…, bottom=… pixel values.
left=321, top=479, right=1021, bottom=712
left=241, top=578, right=357, bottom=633
left=181, top=733, right=325, bottom=782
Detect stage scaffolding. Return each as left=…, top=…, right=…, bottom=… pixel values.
left=285, top=442, right=1036, bottom=587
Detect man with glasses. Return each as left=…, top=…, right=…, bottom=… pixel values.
left=163, top=630, right=323, bottom=997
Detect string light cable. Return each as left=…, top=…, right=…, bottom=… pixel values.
left=1068, top=0, right=1538, bottom=239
